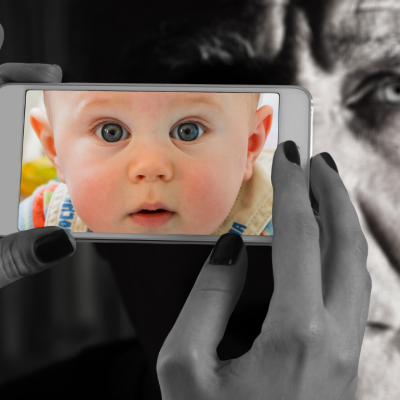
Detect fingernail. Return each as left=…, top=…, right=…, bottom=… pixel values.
left=283, top=141, right=300, bottom=166
left=34, top=229, right=75, bottom=263
left=52, top=64, right=59, bottom=68
left=210, top=232, right=244, bottom=265
left=309, top=158, right=319, bottom=215
left=320, top=152, right=339, bottom=174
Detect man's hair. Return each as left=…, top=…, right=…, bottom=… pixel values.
left=117, top=22, right=278, bottom=85
left=44, top=26, right=266, bottom=128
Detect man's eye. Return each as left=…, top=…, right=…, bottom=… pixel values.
left=376, top=79, right=400, bottom=105
left=170, top=122, right=205, bottom=141
left=95, top=123, right=129, bottom=142
left=346, top=75, right=400, bottom=107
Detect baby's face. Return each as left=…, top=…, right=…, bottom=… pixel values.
left=31, top=91, right=272, bottom=234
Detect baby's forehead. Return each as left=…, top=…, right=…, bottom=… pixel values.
left=49, top=91, right=257, bottom=118
left=53, top=90, right=252, bottom=102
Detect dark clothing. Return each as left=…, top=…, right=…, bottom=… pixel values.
left=1, top=244, right=274, bottom=399
left=0, top=339, right=147, bottom=399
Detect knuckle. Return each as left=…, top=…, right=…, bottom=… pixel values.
left=277, top=212, right=319, bottom=239
left=0, top=234, right=36, bottom=282
left=346, top=231, right=369, bottom=263
left=0, top=238, right=24, bottom=281
left=157, top=346, right=199, bottom=380
left=364, top=270, right=372, bottom=294
left=262, top=312, right=327, bottom=355
left=332, top=344, right=360, bottom=379
left=273, top=169, right=307, bottom=194
left=288, top=314, right=327, bottom=352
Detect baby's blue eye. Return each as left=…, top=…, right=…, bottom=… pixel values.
left=171, top=122, right=205, bottom=141
left=95, top=123, right=129, bottom=142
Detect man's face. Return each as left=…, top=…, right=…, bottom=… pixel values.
left=257, top=0, right=400, bottom=398
left=36, top=91, right=271, bottom=235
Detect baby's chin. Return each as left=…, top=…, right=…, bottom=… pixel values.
left=83, top=210, right=225, bottom=235
left=86, top=221, right=217, bottom=235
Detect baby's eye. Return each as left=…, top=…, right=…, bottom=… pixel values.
left=95, top=122, right=129, bottom=142
left=170, top=122, right=205, bottom=141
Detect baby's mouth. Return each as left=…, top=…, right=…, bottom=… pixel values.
left=130, top=204, right=175, bottom=228
left=137, top=209, right=166, bottom=214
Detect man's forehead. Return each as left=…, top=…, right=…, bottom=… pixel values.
left=298, top=0, right=400, bottom=68
left=358, top=0, right=400, bottom=10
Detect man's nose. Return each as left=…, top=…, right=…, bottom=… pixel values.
left=127, top=141, right=174, bottom=183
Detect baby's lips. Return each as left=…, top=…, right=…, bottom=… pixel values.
left=131, top=201, right=173, bottom=214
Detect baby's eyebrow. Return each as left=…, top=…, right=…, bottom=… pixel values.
left=73, top=92, right=228, bottom=119
left=74, top=96, right=115, bottom=116
left=180, top=95, right=227, bottom=116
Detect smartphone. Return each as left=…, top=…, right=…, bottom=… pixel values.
left=0, top=83, right=312, bottom=245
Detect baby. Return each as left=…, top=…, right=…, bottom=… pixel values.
left=20, top=91, right=275, bottom=236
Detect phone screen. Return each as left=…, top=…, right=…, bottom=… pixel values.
left=20, top=90, right=279, bottom=237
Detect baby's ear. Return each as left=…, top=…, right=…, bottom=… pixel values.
left=30, top=107, right=57, bottom=161
left=29, top=107, right=64, bottom=178
left=255, top=105, right=273, bottom=135
left=243, top=105, right=274, bottom=181
left=30, top=107, right=51, bottom=141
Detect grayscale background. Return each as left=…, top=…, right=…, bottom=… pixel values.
left=0, top=1, right=399, bottom=399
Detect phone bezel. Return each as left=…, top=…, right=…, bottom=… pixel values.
left=0, top=83, right=313, bottom=245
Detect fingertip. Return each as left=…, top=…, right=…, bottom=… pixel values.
left=271, top=141, right=301, bottom=186
left=51, top=64, right=63, bottom=83
left=33, top=227, right=75, bottom=264
left=63, top=229, right=77, bottom=253
left=209, top=232, right=244, bottom=266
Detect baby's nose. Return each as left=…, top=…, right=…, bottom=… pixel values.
left=127, top=145, right=173, bottom=183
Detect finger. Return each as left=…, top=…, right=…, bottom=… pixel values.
left=0, top=227, right=76, bottom=288
left=159, top=233, right=247, bottom=371
left=0, top=63, right=63, bottom=84
left=310, top=153, right=369, bottom=326
left=269, top=141, right=323, bottom=318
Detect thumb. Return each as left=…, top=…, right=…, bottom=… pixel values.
left=159, top=233, right=247, bottom=370
left=0, top=227, right=76, bottom=288
left=0, top=63, right=63, bottom=84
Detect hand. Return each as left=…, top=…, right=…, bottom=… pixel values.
left=157, top=141, right=371, bottom=400
left=0, top=24, right=75, bottom=289
left=0, top=25, right=62, bottom=85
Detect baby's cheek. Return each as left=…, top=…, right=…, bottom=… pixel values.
left=181, top=161, right=238, bottom=233
left=66, top=165, right=120, bottom=230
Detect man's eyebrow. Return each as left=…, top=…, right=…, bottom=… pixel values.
left=324, top=10, right=400, bottom=68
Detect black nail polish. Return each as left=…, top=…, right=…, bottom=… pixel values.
left=210, top=232, right=244, bottom=265
left=283, top=141, right=300, bottom=166
left=320, top=152, right=339, bottom=174
left=34, top=229, right=74, bottom=263
left=309, top=158, right=319, bottom=215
